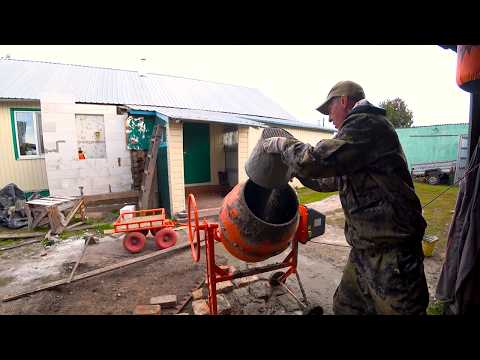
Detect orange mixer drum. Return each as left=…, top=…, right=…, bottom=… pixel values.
left=456, top=45, right=480, bottom=93
left=218, top=179, right=299, bottom=263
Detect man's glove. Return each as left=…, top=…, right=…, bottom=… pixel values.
left=262, top=136, right=291, bottom=154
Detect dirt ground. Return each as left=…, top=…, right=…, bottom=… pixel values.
left=0, top=195, right=446, bottom=315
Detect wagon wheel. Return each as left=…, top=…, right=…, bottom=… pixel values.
left=155, top=228, right=178, bottom=249
left=187, top=194, right=201, bottom=262
left=123, top=232, right=147, bottom=254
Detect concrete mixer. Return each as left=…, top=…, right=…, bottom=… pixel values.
left=186, top=128, right=327, bottom=315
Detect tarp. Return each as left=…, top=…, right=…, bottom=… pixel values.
left=0, top=183, right=28, bottom=229
left=436, top=141, right=480, bottom=314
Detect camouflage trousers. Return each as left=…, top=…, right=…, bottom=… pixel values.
left=333, top=244, right=429, bottom=315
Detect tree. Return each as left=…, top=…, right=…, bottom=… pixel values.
left=379, top=98, right=414, bottom=128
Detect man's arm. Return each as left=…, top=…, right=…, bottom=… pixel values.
left=273, top=118, right=380, bottom=179
left=297, top=176, right=338, bottom=192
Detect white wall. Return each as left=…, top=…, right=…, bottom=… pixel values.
left=41, top=96, right=132, bottom=196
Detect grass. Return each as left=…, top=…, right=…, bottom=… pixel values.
left=426, top=300, right=446, bottom=315
left=0, top=239, right=16, bottom=247
left=414, top=182, right=459, bottom=255
left=296, top=187, right=337, bottom=204
left=59, top=222, right=114, bottom=240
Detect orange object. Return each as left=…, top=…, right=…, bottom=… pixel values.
left=186, top=193, right=302, bottom=315
left=186, top=184, right=326, bottom=315
left=113, top=208, right=176, bottom=253
left=78, top=152, right=86, bottom=160
left=456, top=45, right=480, bottom=92
left=218, top=180, right=299, bottom=263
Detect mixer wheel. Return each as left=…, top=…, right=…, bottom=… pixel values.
left=269, top=271, right=285, bottom=287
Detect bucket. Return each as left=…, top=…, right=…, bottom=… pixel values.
left=218, top=179, right=299, bottom=262
left=245, top=128, right=296, bottom=189
left=422, top=235, right=439, bottom=257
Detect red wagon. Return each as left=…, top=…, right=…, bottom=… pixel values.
left=113, top=208, right=178, bottom=253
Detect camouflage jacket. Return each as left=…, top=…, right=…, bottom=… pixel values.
left=282, top=100, right=427, bottom=250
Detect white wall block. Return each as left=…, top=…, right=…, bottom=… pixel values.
left=43, top=103, right=133, bottom=196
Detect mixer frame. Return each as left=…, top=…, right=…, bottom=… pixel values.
left=187, top=193, right=310, bottom=315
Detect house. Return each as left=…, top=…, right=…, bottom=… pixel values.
left=395, top=123, right=468, bottom=170
left=0, top=58, right=334, bottom=215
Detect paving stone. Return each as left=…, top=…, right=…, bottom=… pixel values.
left=233, top=275, right=260, bottom=288
left=243, top=302, right=267, bottom=315
left=192, top=299, right=210, bottom=315
left=248, top=281, right=271, bottom=300
left=193, top=280, right=235, bottom=300
left=192, top=295, right=232, bottom=315
left=216, top=280, right=234, bottom=293
left=216, top=294, right=232, bottom=315
left=276, top=294, right=301, bottom=312
left=192, top=288, right=204, bottom=300
left=231, top=287, right=252, bottom=306
left=133, top=304, right=161, bottom=315
left=150, top=295, right=177, bottom=308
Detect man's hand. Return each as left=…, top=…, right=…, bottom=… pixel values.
left=262, top=137, right=291, bottom=154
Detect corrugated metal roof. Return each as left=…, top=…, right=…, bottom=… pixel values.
left=238, top=114, right=336, bottom=133
left=127, top=105, right=335, bottom=133
left=0, top=58, right=296, bottom=121
left=127, top=105, right=266, bottom=127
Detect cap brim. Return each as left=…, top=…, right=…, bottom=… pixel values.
left=316, top=98, right=331, bottom=115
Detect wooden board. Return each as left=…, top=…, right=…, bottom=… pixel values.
left=0, top=231, right=46, bottom=240
left=0, top=238, right=43, bottom=252
left=2, top=240, right=204, bottom=302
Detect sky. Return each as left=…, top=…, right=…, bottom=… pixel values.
left=0, top=45, right=471, bottom=129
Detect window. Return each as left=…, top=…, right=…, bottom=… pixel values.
left=75, top=114, right=106, bottom=159
left=11, top=109, right=44, bottom=159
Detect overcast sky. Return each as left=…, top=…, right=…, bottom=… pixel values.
left=0, top=45, right=470, bottom=129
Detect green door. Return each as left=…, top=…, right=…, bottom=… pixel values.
left=183, top=123, right=211, bottom=184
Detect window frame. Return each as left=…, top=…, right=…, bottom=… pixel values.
left=10, top=108, right=44, bottom=160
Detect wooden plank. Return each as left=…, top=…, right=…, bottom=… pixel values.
left=2, top=240, right=204, bottom=302
left=139, top=124, right=162, bottom=209
left=66, top=222, right=84, bottom=230
left=0, top=238, right=43, bottom=252
left=27, top=199, right=66, bottom=206
left=0, top=231, right=46, bottom=240
left=63, top=224, right=97, bottom=232
left=83, top=191, right=138, bottom=205
left=62, top=199, right=85, bottom=227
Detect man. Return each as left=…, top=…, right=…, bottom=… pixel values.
left=263, top=81, right=429, bottom=315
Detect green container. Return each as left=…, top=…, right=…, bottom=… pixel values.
left=396, top=124, right=468, bottom=170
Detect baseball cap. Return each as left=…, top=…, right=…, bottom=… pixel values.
left=316, top=80, right=365, bottom=115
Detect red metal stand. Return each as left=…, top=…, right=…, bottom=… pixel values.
left=187, top=194, right=304, bottom=315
